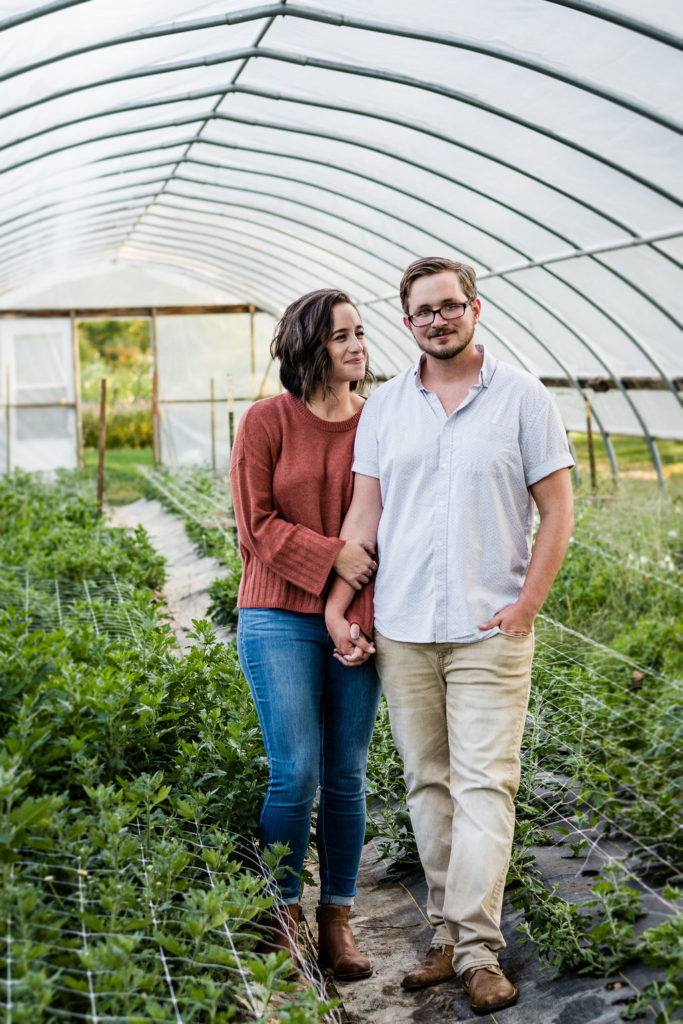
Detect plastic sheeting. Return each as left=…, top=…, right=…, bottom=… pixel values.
left=0, top=317, right=76, bottom=472
left=156, top=311, right=276, bottom=469
left=0, top=1, right=680, bottom=461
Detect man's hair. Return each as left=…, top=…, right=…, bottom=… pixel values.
left=399, top=257, right=478, bottom=313
left=270, top=288, right=372, bottom=403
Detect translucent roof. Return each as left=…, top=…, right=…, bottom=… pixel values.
left=0, top=1, right=681, bottom=449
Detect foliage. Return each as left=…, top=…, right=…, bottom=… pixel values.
left=79, top=319, right=152, bottom=405
left=82, top=402, right=153, bottom=449
left=0, top=471, right=333, bottom=1022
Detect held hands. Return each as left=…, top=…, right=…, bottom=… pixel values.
left=333, top=539, right=377, bottom=590
left=479, top=601, right=535, bottom=637
left=325, top=609, right=375, bottom=667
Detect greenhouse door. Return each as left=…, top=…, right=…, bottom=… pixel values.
left=0, top=318, right=77, bottom=473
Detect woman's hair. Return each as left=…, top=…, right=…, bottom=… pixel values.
left=270, top=289, right=373, bottom=402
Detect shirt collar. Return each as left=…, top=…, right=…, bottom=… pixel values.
left=413, top=343, right=497, bottom=391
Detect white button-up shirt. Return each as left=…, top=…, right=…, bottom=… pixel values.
left=353, top=346, right=574, bottom=644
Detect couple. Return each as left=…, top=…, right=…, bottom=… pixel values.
left=230, top=257, right=574, bottom=1015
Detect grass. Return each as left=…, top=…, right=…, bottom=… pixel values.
left=569, top=433, right=683, bottom=498
left=82, top=446, right=154, bottom=504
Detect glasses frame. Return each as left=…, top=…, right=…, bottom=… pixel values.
left=406, top=298, right=474, bottom=327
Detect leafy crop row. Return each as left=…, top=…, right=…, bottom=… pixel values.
left=0, top=471, right=334, bottom=1023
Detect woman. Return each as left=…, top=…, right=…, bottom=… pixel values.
left=230, top=289, right=381, bottom=979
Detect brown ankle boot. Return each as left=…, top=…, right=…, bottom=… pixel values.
left=257, top=903, right=301, bottom=960
left=316, top=904, right=372, bottom=980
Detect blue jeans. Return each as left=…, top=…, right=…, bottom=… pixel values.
left=237, top=608, right=381, bottom=905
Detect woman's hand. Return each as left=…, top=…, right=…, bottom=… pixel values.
left=326, top=611, right=375, bottom=667
left=333, top=539, right=377, bottom=590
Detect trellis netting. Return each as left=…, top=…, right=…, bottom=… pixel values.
left=0, top=1, right=680, bottom=473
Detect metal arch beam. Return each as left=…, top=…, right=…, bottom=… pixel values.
left=0, top=98, right=675, bottom=421
left=0, top=0, right=89, bottom=31
left=0, top=150, right=538, bottom=268
left=1, top=3, right=677, bottom=131
left=542, top=0, right=683, bottom=49
left=167, top=171, right=683, bottom=400
left=651, top=242, right=683, bottom=272
left=118, top=237, right=404, bottom=374
left=541, top=264, right=682, bottom=408
left=492, top=281, right=666, bottom=486
left=0, top=99, right=647, bottom=244
left=130, top=223, right=334, bottom=296
left=120, top=242, right=293, bottom=318
left=2, top=50, right=679, bottom=206
left=1, top=135, right=586, bottom=256
left=145, top=194, right=400, bottom=294
left=173, top=165, right=683, bottom=399
left=3, top=119, right=677, bottom=408
left=133, top=216, right=397, bottom=305
left=0, top=196, right=157, bottom=246
left=139, top=209, right=393, bottom=301
left=0, top=97, right=675, bottom=409
left=477, top=234, right=683, bottom=404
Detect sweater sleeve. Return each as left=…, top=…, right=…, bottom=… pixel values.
left=230, top=409, right=345, bottom=596
left=346, top=580, right=374, bottom=639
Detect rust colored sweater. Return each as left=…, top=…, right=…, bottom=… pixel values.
left=230, top=391, right=373, bottom=635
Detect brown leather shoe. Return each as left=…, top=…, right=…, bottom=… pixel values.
left=257, top=903, right=301, bottom=960
left=316, top=904, right=372, bottom=980
left=462, top=965, right=519, bottom=1014
left=401, top=945, right=455, bottom=989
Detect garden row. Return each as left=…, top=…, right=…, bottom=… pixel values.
left=0, top=471, right=334, bottom=1023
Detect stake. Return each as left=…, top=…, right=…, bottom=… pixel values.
left=249, top=305, right=255, bottom=375
left=71, top=311, right=83, bottom=469
left=151, top=308, right=159, bottom=465
left=5, top=367, right=10, bottom=474
left=585, top=398, right=597, bottom=493
left=97, top=377, right=107, bottom=516
left=227, top=373, right=235, bottom=453
left=210, top=377, right=216, bottom=472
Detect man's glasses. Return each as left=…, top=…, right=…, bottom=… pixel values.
left=407, top=299, right=474, bottom=327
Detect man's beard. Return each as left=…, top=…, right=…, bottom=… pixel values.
left=417, top=325, right=474, bottom=361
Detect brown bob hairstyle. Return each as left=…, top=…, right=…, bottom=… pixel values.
left=270, top=288, right=373, bottom=403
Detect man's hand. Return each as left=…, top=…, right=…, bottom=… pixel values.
left=333, top=539, right=377, bottom=590
left=479, top=602, right=534, bottom=637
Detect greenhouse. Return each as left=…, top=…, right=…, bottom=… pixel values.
left=0, top=2, right=681, bottom=1023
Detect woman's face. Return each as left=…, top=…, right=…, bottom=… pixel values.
left=326, top=302, right=367, bottom=386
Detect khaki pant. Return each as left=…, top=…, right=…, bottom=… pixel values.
left=374, top=630, right=533, bottom=975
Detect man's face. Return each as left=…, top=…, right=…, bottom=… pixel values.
left=403, top=271, right=481, bottom=361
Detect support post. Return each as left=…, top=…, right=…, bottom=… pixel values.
left=585, top=397, right=597, bottom=493
left=70, top=311, right=83, bottom=469
left=97, top=377, right=107, bottom=516
left=227, top=374, right=235, bottom=453
left=210, top=377, right=216, bottom=472
left=249, top=304, right=256, bottom=376
left=151, top=308, right=160, bottom=465
left=5, top=367, right=10, bottom=475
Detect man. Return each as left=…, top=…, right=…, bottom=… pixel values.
left=325, top=256, right=574, bottom=1015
